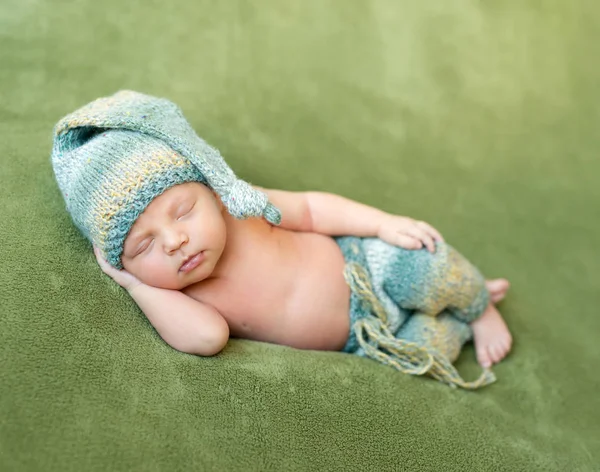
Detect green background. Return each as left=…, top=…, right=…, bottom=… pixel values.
left=1, top=1, right=599, bottom=470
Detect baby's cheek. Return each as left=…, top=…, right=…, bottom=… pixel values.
left=139, top=255, right=180, bottom=289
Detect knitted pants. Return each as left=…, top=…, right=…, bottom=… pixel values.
left=335, top=236, right=495, bottom=389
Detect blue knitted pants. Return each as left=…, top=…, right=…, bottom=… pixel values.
left=335, top=237, right=490, bottom=357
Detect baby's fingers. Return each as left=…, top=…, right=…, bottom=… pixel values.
left=417, top=221, right=444, bottom=242
left=94, top=246, right=115, bottom=275
left=420, top=233, right=436, bottom=253
left=93, top=246, right=106, bottom=267
left=93, top=246, right=140, bottom=290
left=394, top=233, right=423, bottom=250
left=404, top=225, right=435, bottom=253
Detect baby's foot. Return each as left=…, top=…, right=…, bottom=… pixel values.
left=471, top=303, right=512, bottom=368
left=486, top=278, right=510, bottom=304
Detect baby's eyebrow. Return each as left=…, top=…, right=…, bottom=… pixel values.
left=125, top=222, right=154, bottom=249
left=128, top=231, right=147, bottom=244
left=168, top=198, right=185, bottom=213
left=123, top=232, right=147, bottom=256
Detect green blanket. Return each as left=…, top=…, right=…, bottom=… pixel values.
left=1, top=1, right=599, bottom=470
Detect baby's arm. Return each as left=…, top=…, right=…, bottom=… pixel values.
left=256, top=186, right=444, bottom=252
left=128, top=284, right=229, bottom=356
left=94, top=248, right=229, bottom=356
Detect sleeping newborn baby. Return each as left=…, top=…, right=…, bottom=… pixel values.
left=52, top=91, right=512, bottom=389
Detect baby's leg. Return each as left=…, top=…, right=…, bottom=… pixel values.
left=382, top=241, right=489, bottom=322
left=382, top=242, right=512, bottom=367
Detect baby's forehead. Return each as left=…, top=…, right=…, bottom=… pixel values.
left=126, top=182, right=205, bottom=235
left=157, top=181, right=208, bottom=205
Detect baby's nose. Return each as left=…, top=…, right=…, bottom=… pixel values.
left=164, top=229, right=188, bottom=252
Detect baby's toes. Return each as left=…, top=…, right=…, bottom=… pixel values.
left=500, top=334, right=513, bottom=355
left=494, top=340, right=511, bottom=363
left=489, top=344, right=503, bottom=364
left=476, top=344, right=493, bottom=369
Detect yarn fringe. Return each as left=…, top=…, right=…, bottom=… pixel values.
left=343, top=262, right=496, bottom=390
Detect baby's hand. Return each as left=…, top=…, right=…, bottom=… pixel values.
left=377, top=215, right=444, bottom=253
left=93, top=246, right=142, bottom=292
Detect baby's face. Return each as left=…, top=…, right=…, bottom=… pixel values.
left=121, top=182, right=227, bottom=290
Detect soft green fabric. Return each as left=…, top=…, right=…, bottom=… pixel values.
left=1, top=0, right=599, bottom=470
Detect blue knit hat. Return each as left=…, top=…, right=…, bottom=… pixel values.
left=51, top=90, right=281, bottom=269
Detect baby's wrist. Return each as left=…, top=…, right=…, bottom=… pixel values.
left=375, top=213, right=393, bottom=235
left=126, top=280, right=144, bottom=295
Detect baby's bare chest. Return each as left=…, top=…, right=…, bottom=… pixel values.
left=184, top=225, right=351, bottom=350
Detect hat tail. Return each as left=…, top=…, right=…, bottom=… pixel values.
left=53, top=90, right=281, bottom=225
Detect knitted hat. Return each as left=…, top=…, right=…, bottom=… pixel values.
left=51, top=90, right=281, bottom=269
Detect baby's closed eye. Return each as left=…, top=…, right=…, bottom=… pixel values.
left=136, top=239, right=153, bottom=255
left=176, top=202, right=195, bottom=220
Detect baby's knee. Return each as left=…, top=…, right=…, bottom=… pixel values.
left=383, top=240, right=487, bottom=316
left=433, top=242, right=486, bottom=290
left=405, top=240, right=455, bottom=280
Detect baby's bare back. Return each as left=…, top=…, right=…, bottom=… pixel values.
left=183, top=216, right=351, bottom=351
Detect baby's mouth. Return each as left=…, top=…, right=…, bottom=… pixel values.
left=179, top=251, right=205, bottom=273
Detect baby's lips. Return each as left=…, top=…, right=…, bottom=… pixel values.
left=179, top=251, right=205, bottom=273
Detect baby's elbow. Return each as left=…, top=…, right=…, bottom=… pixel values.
left=172, top=322, right=230, bottom=357
left=199, top=325, right=230, bottom=356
